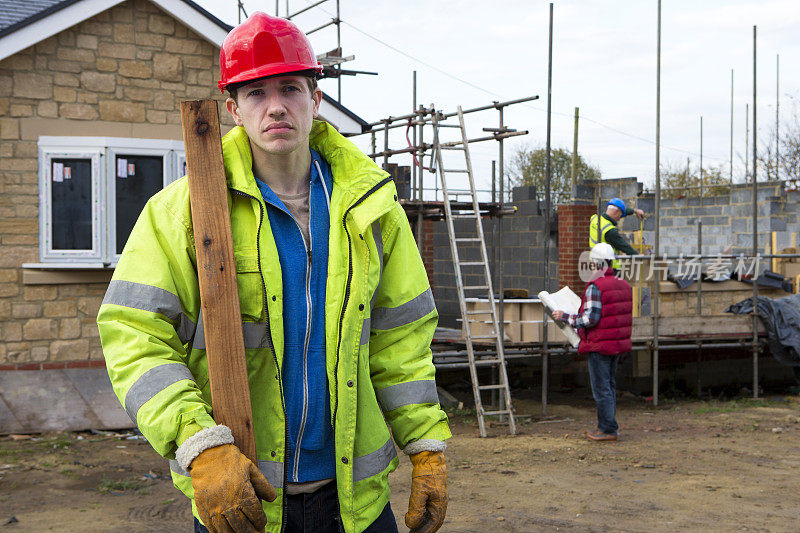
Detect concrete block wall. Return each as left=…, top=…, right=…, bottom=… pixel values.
left=432, top=186, right=557, bottom=328
left=573, top=177, right=800, bottom=259
left=0, top=0, right=234, bottom=367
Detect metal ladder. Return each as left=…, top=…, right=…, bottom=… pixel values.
left=431, top=106, right=516, bottom=437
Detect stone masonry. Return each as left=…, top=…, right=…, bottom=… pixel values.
left=0, top=0, right=234, bottom=367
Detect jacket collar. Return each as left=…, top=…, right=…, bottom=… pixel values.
left=222, top=122, right=394, bottom=230
left=601, top=213, right=619, bottom=227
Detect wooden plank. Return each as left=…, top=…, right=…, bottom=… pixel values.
left=632, top=315, right=765, bottom=341
left=180, top=100, right=256, bottom=463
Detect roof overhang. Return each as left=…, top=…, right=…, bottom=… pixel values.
left=1, top=0, right=124, bottom=61
left=319, top=92, right=368, bottom=136
left=0, top=0, right=230, bottom=62
left=0, top=0, right=368, bottom=135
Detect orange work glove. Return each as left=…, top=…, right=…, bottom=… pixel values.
left=190, top=444, right=277, bottom=533
left=405, top=451, right=448, bottom=533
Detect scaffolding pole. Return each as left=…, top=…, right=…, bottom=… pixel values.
left=542, top=2, right=554, bottom=416
left=752, top=25, right=759, bottom=399
left=653, top=0, right=662, bottom=406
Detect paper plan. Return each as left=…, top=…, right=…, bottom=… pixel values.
left=538, top=286, right=582, bottom=348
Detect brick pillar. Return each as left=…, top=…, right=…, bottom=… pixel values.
left=421, top=219, right=434, bottom=289
left=558, top=204, right=596, bottom=291
left=408, top=215, right=435, bottom=290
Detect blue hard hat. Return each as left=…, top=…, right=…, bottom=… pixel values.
left=608, top=198, right=626, bottom=215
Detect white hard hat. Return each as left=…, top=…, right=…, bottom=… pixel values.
left=590, top=242, right=615, bottom=262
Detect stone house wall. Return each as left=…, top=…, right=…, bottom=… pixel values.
left=0, top=0, right=233, bottom=368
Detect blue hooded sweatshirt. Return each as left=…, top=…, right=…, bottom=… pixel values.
left=255, top=149, right=335, bottom=483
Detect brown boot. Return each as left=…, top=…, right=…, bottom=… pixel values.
left=585, top=429, right=617, bottom=441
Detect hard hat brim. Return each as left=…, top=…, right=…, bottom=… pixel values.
left=218, top=64, right=323, bottom=92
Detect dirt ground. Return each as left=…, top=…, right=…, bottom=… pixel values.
left=2, top=389, right=800, bottom=532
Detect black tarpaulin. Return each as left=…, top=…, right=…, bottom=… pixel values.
left=726, top=293, right=800, bottom=367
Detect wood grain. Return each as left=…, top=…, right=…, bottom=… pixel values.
left=180, top=100, right=257, bottom=463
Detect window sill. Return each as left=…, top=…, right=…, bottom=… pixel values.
left=22, top=263, right=115, bottom=285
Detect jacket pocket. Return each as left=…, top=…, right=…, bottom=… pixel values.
left=234, top=249, right=263, bottom=321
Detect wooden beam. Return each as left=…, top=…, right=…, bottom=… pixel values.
left=180, top=100, right=257, bottom=463
left=632, top=315, right=765, bottom=342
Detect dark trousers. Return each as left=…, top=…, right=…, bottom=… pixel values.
left=587, top=351, right=620, bottom=435
left=193, top=481, right=398, bottom=533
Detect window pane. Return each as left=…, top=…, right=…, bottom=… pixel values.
left=115, top=155, right=163, bottom=254
left=51, top=158, right=92, bottom=250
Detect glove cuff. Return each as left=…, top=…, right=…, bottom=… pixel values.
left=402, top=438, right=447, bottom=456
left=175, top=424, right=234, bottom=471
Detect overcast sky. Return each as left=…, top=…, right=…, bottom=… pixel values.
left=195, top=0, right=800, bottom=197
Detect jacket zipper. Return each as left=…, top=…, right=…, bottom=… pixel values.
left=230, top=188, right=289, bottom=532
left=332, top=177, right=393, bottom=430
left=288, top=204, right=313, bottom=482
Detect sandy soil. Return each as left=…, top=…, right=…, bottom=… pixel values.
left=2, top=390, right=800, bottom=532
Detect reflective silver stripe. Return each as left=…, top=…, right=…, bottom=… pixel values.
left=361, top=221, right=384, bottom=347
left=257, top=459, right=284, bottom=489
left=590, top=224, right=613, bottom=244
left=353, top=437, right=396, bottom=483
left=360, top=316, right=371, bottom=346
left=371, top=288, right=435, bottom=330
left=124, top=363, right=195, bottom=422
left=192, top=311, right=269, bottom=350
left=168, top=458, right=284, bottom=488
left=103, top=280, right=195, bottom=344
left=176, top=315, right=197, bottom=345
left=589, top=216, right=613, bottom=245
left=370, top=221, right=383, bottom=311
left=244, top=322, right=270, bottom=349
left=169, top=459, right=189, bottom=477
left=193, top=311, right=206, bottom=349
left=376, top=380, right=439, bottom=412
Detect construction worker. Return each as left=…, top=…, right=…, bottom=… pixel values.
left=552, top=243, right=632, bottom=442
left=589, top=198, right=645, bottom=269
left=97, top=12, right=450, bottom=533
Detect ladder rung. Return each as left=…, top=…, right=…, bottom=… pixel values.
left=478, top=384, right=507, bottom=390
left=469, top=335, right=497, bottom=340
left=482, top=409, right=514, bottom=416
left=454, top=238, right=482, bottom=242
left=463, top=285, right=489, bottom=290
left=444, top=169, right=469, bottom=173
left=451, top=214, right=479, bottom=219
left=437, top=124, right=462, bottom=128
left=466, top=310, right=492, bottom=315
left=441, top=145, right=465, bottom=150
left=459, top=261, right=485, bottom=266
left=473, top=359, right=504, bottom=366
left=447, top=190, right=473, bottom=195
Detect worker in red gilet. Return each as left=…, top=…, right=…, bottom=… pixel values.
left=552, top=243, right=632, bottom=441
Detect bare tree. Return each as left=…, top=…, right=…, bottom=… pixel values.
left=758, top=93, right=800, bottom=183
left=508, top=144, right=601, bottom=205
left=661, top=162, right=730, bottom=199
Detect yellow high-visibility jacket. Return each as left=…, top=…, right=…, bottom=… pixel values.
left=97, top=121, right=451, bottom=533
left=589, top=213, right=620, bottom=269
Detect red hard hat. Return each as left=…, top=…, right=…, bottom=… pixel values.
left=218, top=12, right=322, bottom=92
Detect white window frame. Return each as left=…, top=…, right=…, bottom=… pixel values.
left=174, top=150, right=187, bottom=181
left=106, top=144, right=172, bottom=263
left=38, top=148, right=104, bottom=263
left=37, top=136, right=185, bottom=267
